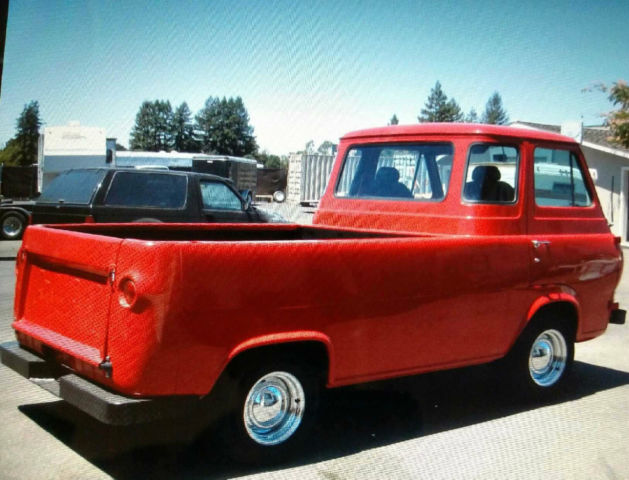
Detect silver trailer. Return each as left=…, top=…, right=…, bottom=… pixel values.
left=287, top=153, right=335, bottom=205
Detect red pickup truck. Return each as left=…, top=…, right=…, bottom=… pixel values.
left=1, top=124, right=625, bottom=462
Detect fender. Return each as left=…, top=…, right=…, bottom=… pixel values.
left=515, top=285, right=581, bottom=347
left=226, top=330, right=335, bottom=385
left=0, top=206, right=32, bottom=218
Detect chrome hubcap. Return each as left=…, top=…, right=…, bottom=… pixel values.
left=243, top=371, right=305, bottom=445
left=529, top=329, right=567, bottom=387
left=2, top=216, right=22, bottom=237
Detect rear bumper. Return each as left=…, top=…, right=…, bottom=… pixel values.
left=0, top=341, right=200, bottom=425
left=610, top=308, right=626, bottom=325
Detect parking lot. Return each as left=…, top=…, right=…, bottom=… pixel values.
left=0, top=235, right=628, bottom=479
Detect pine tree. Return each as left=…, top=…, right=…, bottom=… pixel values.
left=172, top=102, right=198, bottom=152
left=418, top=82, right=464, bottom=122
left=129, top=100, right=174, bottom=151
left=465, top=108, right=479, bottom=123
left=389, top=114, right=399, bottom=125
left=195, top=96, right=257, bottom=156
left=14, top=101, right=42, bottom=166
left=481, top=92, right=509, bottom=125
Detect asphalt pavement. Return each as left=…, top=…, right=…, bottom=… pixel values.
left=0, top=229, right=627, bottom=479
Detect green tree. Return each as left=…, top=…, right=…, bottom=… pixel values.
left=172, top=102, right=198, bottom=152
left=601, top=81, right=629, bottom=148
left=418, top=81, right=463, bottom=122
left=317, top=140, right=336, bottom=155
left=195, top=96, right=257, bottom=156
left=129, top=100, right=174, bottom=151
left=14, top=101, right=42, bottom=166
left=389, top=114, right=399, bottom=125
left=254, top=150, right=283, bottom=168
left=0, top=138, right=20, bottom=166
left=481, top=92, right=509, bottom=125
left=303, top=140, right=315, bottom=154
left=465, top=108, right=479, bottom=123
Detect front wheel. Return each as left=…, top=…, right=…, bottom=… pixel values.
left=222, top=361, right=319, bottom=463
left=1, top=212, right=27, bottom=240
left=505, top=319, right=574, bottom=397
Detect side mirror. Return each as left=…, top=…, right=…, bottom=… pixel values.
left=239, top=189, right=253, bottom=210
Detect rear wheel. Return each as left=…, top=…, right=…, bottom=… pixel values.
left=505, top=317, right=574, bottom=397
left=221, top=359, right=319, bottom=463
left=1, top=212, right=27, bottom=240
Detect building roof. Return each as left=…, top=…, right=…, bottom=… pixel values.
left=342, top=123, right=576, bottom=144
left=512, top=121, right=629, bottom=156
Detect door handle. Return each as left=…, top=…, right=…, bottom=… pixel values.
left=532, top=240, right=551, bottom=249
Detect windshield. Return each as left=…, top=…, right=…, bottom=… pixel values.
left=38, top=169, right=107, bottom=204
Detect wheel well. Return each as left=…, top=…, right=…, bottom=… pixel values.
left=224, top=341, right=330, bottom=384
left=528, top=301, right=578, bottom=340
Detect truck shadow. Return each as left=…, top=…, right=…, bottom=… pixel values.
left=18, top=360, right=629, bottom=479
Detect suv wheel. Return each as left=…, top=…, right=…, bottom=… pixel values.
left=1, top=212, right=27, bottom=240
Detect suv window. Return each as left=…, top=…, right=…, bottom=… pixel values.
left=463, top=144, right=518, bottom=203
left=200, top=181, right=242, bottom=210
left=335, top=143, right=454, bottom=201
left=534, top=148, right=592, bottom=207
left=38, top=169, right=107, bottom=204
left=104, top=172, right=187, bottom=208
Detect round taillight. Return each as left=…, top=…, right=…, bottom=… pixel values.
left=119, top=278, right=137, bottom=307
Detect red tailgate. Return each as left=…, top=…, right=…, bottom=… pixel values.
left=13, top=226, right=122, bottom=368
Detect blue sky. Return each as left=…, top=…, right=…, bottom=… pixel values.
left=1, top=0, right=628, bottom=154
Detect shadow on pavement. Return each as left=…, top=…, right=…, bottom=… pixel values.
left=18, top=360, right=629, bottom=479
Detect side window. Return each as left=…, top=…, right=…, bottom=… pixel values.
left=335, top=143, right=454, bottom=201
left=534, top=148, right=592, bottom=207
left=104, top=172, right=187, bottom=208
left=200, top=181, right=242, bottom=210
left=463, top=144, right=518, bottom=203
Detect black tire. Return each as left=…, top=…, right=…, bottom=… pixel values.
left=1, top=212, right=27, bottom=240
left=504, top=317, right=575, bottom=398
left=220, top=358, right=320, bottom=464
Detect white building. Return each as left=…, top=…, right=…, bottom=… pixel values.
left=512, top=121, right=629, bottom=244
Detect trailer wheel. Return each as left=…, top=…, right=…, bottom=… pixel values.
left=504, top=317, right=574, bottom=397
left=1, top=212, right=27, bottom=240
left=272, top=190, right=286, bottom=203
left=222, top=359, right=320, bottom=463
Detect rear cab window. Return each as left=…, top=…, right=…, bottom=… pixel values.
left=335, top=143, right=454, bottom=201
left=104, top=171, right=187, bottom=208
left=38, top=169, right=107, bottom=204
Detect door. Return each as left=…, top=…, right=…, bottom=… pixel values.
left=198, top=180, right=251, bottom=222
left=526, top=144, right=619, bottom=334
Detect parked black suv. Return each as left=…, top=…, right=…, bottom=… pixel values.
left=29, top=168, right=283, bottom=229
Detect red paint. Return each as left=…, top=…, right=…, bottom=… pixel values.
left=11, top=124, right=623, bottom=397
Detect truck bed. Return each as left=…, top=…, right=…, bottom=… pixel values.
left=40, top=222, right=419, bottom=241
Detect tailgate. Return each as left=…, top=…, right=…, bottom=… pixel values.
left=13, top=226, right=123, bottom=367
